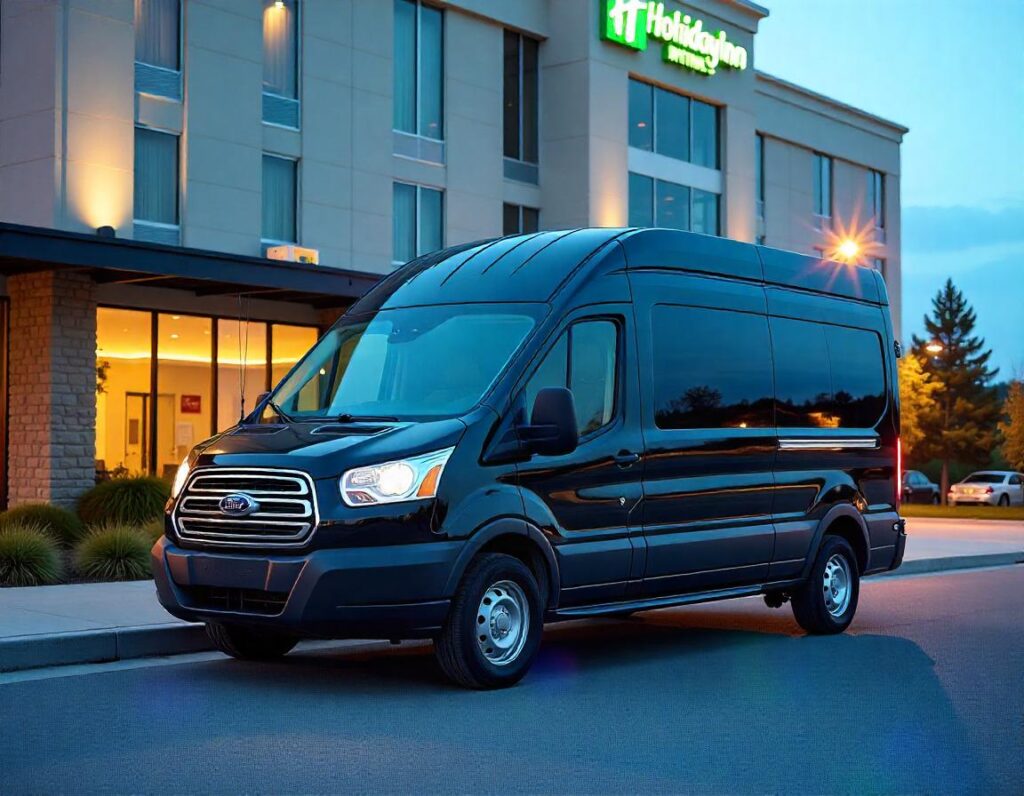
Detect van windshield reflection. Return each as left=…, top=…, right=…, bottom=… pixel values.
left=267, top=305, right=541, bottom=421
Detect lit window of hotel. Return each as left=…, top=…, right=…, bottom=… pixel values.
left=262, top=0, right=300, bottom=128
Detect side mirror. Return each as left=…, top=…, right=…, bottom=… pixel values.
left=518, top=387, right=578, bottom=456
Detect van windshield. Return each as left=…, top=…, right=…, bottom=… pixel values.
left=267, top=305, right=541, bottom=420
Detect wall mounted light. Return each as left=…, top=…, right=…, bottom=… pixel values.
left=96, top=225, right=116, bottom=238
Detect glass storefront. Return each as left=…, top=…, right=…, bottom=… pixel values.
left=96, top=307, right=317, bottom=477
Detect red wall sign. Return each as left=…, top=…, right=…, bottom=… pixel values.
left=180, top=395, right=202, bottom=414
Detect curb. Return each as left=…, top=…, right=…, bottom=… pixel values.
left=2, top=553, right=1022, bottom=674
left=880, top=551, right=1024, bottom=577
left=0, top=623, right=209, bottom=674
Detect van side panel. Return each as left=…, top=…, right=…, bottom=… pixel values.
left=630, top=270, right=776, bottom=594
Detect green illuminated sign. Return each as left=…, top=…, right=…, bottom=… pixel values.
left=601, top=0, right=748, bottom=76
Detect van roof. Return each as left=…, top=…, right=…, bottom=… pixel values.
left=348, top=228, right=887, bottom=312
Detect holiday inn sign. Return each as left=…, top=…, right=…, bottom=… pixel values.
left=602, top=0, right=749, bottom=76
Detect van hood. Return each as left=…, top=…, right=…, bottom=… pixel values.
left=191, top=418, right=468, bottom=480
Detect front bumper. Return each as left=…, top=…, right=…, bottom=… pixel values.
left=151, top=536, right=463, bottom=639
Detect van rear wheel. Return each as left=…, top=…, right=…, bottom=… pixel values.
left=206, top=621, right=298, bottom=661
left=434, top=553, right=543, bottom=689
left=791, top=535, right=859, bottom=635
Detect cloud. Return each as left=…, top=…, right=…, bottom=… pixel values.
left=902, top=204, right=1024, bottom=254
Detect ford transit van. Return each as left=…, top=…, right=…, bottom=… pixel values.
left=152, top=228, right=906, bottom=689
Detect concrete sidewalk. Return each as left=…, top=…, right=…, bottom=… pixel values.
left=2, top=517, right=1022, bottom=674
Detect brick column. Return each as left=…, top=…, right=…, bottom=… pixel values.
left=7, top=271, right=97, bottom=508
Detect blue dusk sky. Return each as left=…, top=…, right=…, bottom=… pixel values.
left=755, top=0, right=1024, bottom=380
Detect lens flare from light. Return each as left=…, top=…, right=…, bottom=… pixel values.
left=837, top=239, right=859, bottom=260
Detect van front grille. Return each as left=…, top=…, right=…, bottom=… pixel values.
left=173, top=468, right=319, bottom=548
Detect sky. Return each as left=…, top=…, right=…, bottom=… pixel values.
left=755, top=0, right=1024, bottom=380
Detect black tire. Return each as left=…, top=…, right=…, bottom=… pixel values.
left=206, top=621, right=298, bottom=660
left=998, top=494, right=1010, bottom=507
left=434, top=553, right=543, bottom=689
left=791, top=535, right=860, bottom=635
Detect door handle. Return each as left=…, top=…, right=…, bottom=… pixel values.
left=614, top=450, right=641, bottom=467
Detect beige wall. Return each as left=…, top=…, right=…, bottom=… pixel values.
left=0, top=0, right=905, bottom=320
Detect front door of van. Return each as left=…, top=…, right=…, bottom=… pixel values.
left=515, top=306, right=645, bottom=607
left=631, top=272, right=776, bottom=595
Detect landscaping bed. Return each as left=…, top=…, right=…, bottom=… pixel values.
left=0, top=476, right=168, bottom=587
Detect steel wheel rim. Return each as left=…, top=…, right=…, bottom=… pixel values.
left=476, top=580, right=529, bottom=666
left=822, top=553, right=852, bottom=617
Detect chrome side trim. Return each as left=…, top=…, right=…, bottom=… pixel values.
left=779, top=438, right=879, bottom=451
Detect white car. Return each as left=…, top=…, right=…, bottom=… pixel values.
left=948, top=471, right=1024, bottom=507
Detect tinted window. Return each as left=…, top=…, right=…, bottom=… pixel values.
left=654, top=87, right=689, bottom=161
left=628, top=79, right=653, bottom=150
left=652, top=306, right=773, bottom=429
left=827, top=326, right=885, bottom=427
left=523, top=320, right=618, bottom=436
left=772, top=318, right=833, bottom=427
left=772, top=318, right=886, bottom=428
left=628, top=172, right=654, bottom=227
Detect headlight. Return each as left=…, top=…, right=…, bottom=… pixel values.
left=340, top=448, right=454, bottom=507
left=170, top=457, right=192, bottom=499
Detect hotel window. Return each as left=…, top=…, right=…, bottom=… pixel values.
left=134, top=0, right=181, bottom=100
left=503, top=203, right=539, bottom=236
left=262, top=154, right=297, bottom=243
left=755, top=134, right=765, bottom=219
left=868, top=169, right=885, bottom=229
left=393, top=182, right=443, bottom=265
left=628, top=79, right=719, bottom=168
left=96, top=309, right=317, bottom=478
left=262, top=0, right=300, bottom=128
left=628, top=173, right=719, bottom=235
left=813, top=153, right=832, bottom=218
left=134, top=127, right=179, bottom=244
left=394, top=0, right=443, bottom=141
left=503, top=30, right=539, bottom=183
left=156, top=314, right=213, bottom=478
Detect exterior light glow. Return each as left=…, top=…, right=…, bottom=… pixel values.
left=837, top=239, right=859, bottom=260
left=925, top=342, right=944, bottom=354
left=274, top=0, right=285, bottom=8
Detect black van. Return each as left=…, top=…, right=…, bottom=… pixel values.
left=152, top=228, right=906, bottom=689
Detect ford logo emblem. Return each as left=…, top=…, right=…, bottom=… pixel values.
left=219, top=493, right=259, bottom=516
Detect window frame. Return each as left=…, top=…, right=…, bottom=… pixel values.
left=627, top=79, right=720, bottom=168
left=502, top=203, right=540, bottom=236
left=868, top=169, right=885, bottom=230
left=813, top=152, right=833, bottom=219
left=392, top=181, right=445, bottom=266
left=393, top=0, right=445, bottom=142
left=261, top=0, right=302, bottom=129
left=261, top=153, right=300, bottom=245
left=95, top=304, right=318, bottom=475
left=503, top=29, right=540, bottom=167
left=518, top=316, right=623, bottom=443
left=133, top=124, right=181, bottom=240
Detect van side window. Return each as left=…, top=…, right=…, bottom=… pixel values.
left=522, top=320, right=618, bottom=436
left=771, top=318, right=886, bottom=428
left=652, top=306, right=773, bottom=429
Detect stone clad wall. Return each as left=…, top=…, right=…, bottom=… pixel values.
left=7, top=271, right=97, bottom=508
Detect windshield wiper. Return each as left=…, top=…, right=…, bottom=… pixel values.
left=333, top=413, right=399, bottom=423
left=267, top=400, right=296, bottom=423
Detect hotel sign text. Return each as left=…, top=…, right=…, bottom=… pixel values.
left=602, top=0, right=748, bottom=76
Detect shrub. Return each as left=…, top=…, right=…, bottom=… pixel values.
left=77, top=476, right=170, bottom=527
left=0, top=523, right=63, bottom=587
left=140, top=517, right=166, bottom=544
left=75, top=524, right=152, bottom=582
left=0, top=503, right=86, bottom=548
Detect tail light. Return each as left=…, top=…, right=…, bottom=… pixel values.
left=895, top=437, right=902, bottom=506
left=985, top=486, right=994, bottom=494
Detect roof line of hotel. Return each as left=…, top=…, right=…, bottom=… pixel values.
left=721, top=0, right=771, bottom=19
left=755, top=71, right=910, bottom=136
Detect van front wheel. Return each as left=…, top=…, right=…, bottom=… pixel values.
left=434, top=553, right=543, bottom=689
left=791, top=535, right=860, bottom=635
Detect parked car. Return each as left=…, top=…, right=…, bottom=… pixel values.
left=152, top=228, right=905, bottom=689
left=902, top=470, right=940, bottom=504
left=949, top=471, right=1024, bottom=507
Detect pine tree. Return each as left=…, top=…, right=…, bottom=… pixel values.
left=999, top=381, right=1024, bottom=472
left=911, top=279, right=1000, bottom=502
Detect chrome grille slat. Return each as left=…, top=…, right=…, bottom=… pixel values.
left=173, top=467, right=319, bottom=548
